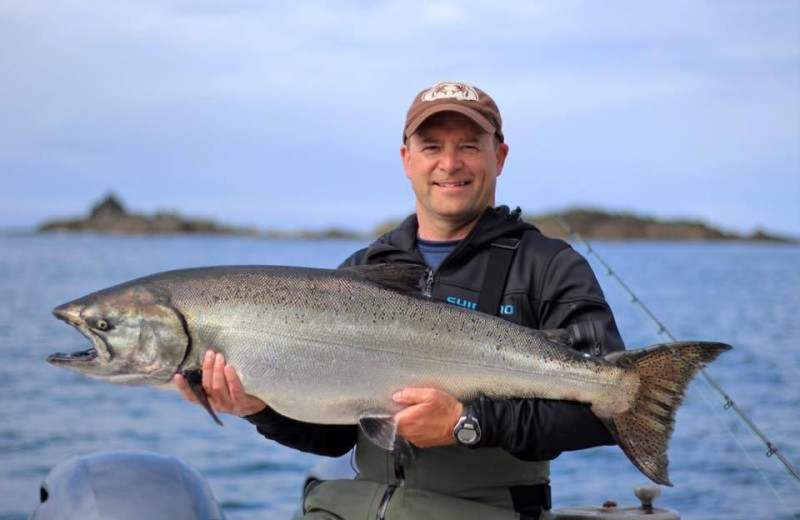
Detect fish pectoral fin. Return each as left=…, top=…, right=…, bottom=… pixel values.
left=358, top=412, right=397, bottom=451
left=181, top=369, right=224, bottom=427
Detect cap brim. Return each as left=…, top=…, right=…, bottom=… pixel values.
left=404, top=103, right=496, bottom=140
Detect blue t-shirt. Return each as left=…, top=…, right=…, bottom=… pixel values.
left=417, top=237, right=459, bottom=271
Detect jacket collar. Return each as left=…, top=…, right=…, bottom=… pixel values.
left=365, top=206, right=536, bottom=265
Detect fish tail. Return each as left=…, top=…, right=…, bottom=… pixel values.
left=599, top=341, right=731, bottom=486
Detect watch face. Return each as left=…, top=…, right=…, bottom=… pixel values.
left=454, top=415, right=481, bottom=446
left=457, top=428, right=478, bottom=444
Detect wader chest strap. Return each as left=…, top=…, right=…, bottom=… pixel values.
left=476, top=237, right=521, bottom=316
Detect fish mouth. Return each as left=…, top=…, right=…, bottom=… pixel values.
left=50, top=303, right=112, bottom=364
left=47, top=348, right=99, bottom=365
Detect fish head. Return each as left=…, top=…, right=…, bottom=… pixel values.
left=48, top=285, right=189, bottom=386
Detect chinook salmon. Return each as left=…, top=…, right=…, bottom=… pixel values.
left=48, top=264, right=730, bottom=486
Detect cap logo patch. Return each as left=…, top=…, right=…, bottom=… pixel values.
left=421, top=82, right=479, bottom=102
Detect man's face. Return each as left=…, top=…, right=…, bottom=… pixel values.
left=401, top=112, right=508, bottom=234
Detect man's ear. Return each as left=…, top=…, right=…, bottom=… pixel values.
left=401, top=142, right=412, bottom=179
left=495, top=142, right=509, bottom=177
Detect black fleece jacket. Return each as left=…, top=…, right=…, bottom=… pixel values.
left=247, top=206, right=623, bottom=460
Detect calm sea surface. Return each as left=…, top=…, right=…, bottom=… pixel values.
left=0, top=235, right=798, bottom=520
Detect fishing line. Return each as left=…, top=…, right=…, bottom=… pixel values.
left=555, top=215, right=800, bottom=493
left=691, top=368, right=800, bottom=519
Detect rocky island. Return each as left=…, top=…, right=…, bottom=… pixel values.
left=527, top=209, right=789, bottom=242
left=37, top=194, right=362, bottom=239
left=37, top=194, right=258, bottom=235
left=38, top=195, right=792, bottom=242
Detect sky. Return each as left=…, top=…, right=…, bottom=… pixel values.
left=1, top=0, right=799, bottom=236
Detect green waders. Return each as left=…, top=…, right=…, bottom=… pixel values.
left=298, top=433, right=552, bottom=520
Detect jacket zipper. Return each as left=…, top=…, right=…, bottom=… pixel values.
left=424, top=268, right=435, bottom=297
left=590, top=320, right=602, bottom=356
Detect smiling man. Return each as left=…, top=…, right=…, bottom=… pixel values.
left=176, top=82, right=625, bottom=520
left=401, top=85, right=508, bottom=241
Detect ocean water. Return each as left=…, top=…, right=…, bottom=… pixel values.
left=0, top=235, right=798, bottom=520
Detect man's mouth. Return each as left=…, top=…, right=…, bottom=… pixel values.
left=434, top=181, right=471, bottom=188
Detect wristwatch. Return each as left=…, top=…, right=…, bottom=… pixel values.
left=453, top=406, right=481, bottom=446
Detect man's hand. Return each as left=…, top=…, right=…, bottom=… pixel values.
left=392, top=388, right=463, bottom=448
left=174, top=351, right=268, bottom=417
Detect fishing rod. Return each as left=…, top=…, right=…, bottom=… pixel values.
left=555, top=215, right=800, bottom=489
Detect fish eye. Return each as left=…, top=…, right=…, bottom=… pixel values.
left=94, top=318, right=111, bottom=331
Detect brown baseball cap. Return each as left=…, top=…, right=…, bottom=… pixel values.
left=403, top=81, right=503, bottom=142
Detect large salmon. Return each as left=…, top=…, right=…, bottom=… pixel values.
left=48, top=264, right=730, bottom=485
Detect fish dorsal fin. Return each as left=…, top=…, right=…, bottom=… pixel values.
left=342, top=264, right=430, bottom=297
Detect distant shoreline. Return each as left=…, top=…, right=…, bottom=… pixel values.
left=11, top=230, right=800, bottom=246
left=33, top=194, right=797, bottom=243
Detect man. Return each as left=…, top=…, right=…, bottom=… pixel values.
left=176, top=81, right=624, bottom=519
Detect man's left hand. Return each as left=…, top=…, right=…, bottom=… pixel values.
left=392, top=388, right=463, bottom=448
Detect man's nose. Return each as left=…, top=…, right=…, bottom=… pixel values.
left=438, top=151, right=463, bottom=172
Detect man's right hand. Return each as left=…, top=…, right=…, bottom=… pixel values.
left=174, top=350, right=268, bottom=418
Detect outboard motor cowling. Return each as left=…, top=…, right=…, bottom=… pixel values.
left=30, top=451, right=225, bottom=520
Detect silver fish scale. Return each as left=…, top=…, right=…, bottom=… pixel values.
left=155, top=266, right=628, bottom=425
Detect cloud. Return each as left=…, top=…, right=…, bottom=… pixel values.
left=0, top=0, right=798, bottom=234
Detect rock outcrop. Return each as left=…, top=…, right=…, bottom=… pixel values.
left=38, top=194, right=256, bottom=235
left=374, top=208, right=792, bottom=242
